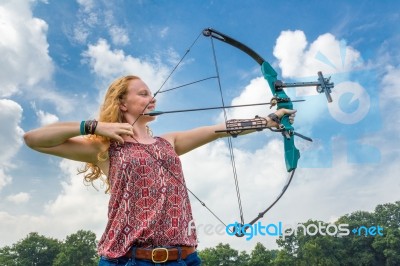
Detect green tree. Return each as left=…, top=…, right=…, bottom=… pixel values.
left=273, top=249, right=295, bottom=266
left=272, top=202, right=400, bottom=265
left=12, top=232, right=61, bottom=265
left=247, top=242, right=277, bottom=266
left=373, top=201, right=400, bottom=229
left=372, top=201, right=400, bottom=265
left=198, top=243, right=249, bottom=266
left=53, top=230, right=98, bottom=266
left=337, top=210, right=385, bottom=265
left=372, top=228, right=400, bottom=265
left=275, top=220, right=345, bottom=266
left=0, top=246, right=17, bottom=266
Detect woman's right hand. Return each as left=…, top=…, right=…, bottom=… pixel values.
left=95, top=122, right=134, bottom=143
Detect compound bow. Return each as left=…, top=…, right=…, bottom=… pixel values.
left=202, top=28, right=334, bottom=232
left=141, top=28, right=334, bottom=236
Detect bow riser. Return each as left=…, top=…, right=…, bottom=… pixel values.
left=261, top=62, right=300, bottom=172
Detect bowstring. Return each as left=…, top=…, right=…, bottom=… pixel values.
left=209, top=37, right=245, bottom=226
left=131, top=31, right=203, bottom=128
left=128, top=30, right=228, bottom=227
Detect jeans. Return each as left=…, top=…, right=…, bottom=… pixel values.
left=98, top=251, right=202, bottom=266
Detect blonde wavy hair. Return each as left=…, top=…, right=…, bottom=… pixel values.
left=79, top=75, right=140, bottom=192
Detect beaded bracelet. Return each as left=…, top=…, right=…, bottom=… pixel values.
left=80, top=120, right=98, bottom=135
left=85, top=120, right=98, bottom=135
left=80, top=121, right=86, bottom=135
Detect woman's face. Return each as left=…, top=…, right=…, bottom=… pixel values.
left=121, top=79, right=156, bottom=120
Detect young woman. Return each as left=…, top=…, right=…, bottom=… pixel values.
left=24, top=75, right=296, bottom=265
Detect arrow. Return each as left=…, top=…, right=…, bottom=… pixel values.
left=143, top=100, right=305, bottom=116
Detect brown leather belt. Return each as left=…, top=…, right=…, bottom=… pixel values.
left=124, top=246, right=196, bottom=263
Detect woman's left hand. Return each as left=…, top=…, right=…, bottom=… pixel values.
left=271, top=109, right=297, bottom=127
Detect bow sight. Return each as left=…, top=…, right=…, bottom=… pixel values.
left=273, top=71, right=334, bottom=103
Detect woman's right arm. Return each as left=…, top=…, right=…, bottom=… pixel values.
left=24, top=122, right=134, bottom=163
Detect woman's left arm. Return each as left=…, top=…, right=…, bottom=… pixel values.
left=162, top=109, right=296, bottom=155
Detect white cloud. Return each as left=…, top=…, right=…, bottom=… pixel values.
left=160, top=27, right=169, bottom=38
left=77, top=0, right=95, bottom=13
left=31, top=102, right=60, bottom=125
left=273, top=30, right=307, bottom=77
left=0, top=0, right=53, bottom=97
left=6, top=192, right=30, bottom=204
left=109, top=26, right=130, bottom=46
left=0, top=170, right=11, bottom=193
left=82, top=38, right=171, bottom=99
left=43, top=160, right=109, bottom=232
left=72, top=26, right=90, bottom=44
left=72, top=1, right=129, bottom=46
left=273, top=30, right=362, bottom=79
left=0, top=99, right=24, bottom=190
left=218, top=77, right=272, bottom=121
left=381, top=66, right=400, bottom=104
left=37, top=110, right=59, bottom=125
left=0, top=1, right=72, bottom=114
left=0, top=159, right=109, bottom=247
left=68, top=0, right=98, bottom=44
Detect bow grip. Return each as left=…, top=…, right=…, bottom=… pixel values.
left=280, top=115, right=300, bottom=172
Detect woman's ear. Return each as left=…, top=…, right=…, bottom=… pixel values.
left=119, top=102, right=127, bottom=112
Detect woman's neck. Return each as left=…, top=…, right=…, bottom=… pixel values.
left=122, top=115, right=153, bottom=142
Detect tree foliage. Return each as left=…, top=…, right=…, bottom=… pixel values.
left=0, top=232, right=61, bottom=266
left=53, top=230, right=98, bottom=266
left=0, top=201, right=399, bottom=265
left=0, top=230, right=97, bottom=266
left=274, top=201, right=400, bottom=266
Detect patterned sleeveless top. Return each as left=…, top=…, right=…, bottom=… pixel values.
left=97, top=137, right=198, bottom=258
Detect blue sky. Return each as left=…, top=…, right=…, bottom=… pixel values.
left=0, top=0, right=399, bottom=251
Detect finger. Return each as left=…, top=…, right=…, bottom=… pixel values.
left=121, top=126, right=133, bottom=135
left=275, top=109, right=297, bottom=118
left=116, top=127, right=132, bottom=135
left=116, top=135, right=125, bottom=144
left=121, top=124, right=133, bottom=131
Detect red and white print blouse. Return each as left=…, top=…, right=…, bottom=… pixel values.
left=97, top=137, right=198, bottom=258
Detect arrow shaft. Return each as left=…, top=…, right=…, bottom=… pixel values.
left=144, top=100, right=305, bottom=116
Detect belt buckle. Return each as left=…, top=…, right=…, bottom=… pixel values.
left=151, top=247, right=169, bottom=263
